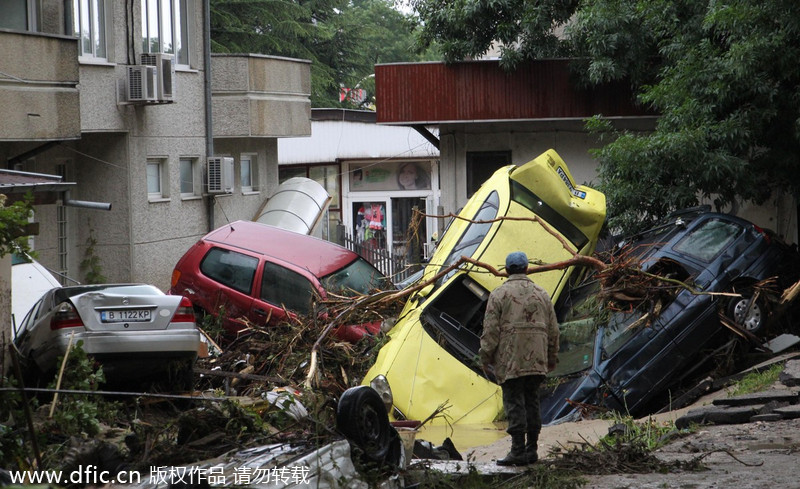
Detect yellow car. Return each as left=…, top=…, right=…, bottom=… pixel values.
left=363, top=149, right=606, bottom=425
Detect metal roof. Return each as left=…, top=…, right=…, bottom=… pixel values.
left=376, top=59, right=656, bottom=125
left=0, top=169, right=74, bottom=205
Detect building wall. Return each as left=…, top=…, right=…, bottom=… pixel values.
left=439, top=124, right=601, bottom=217
left=212, top=137, right=280, bottom=228
left=439, top=123, right=798, bottom=243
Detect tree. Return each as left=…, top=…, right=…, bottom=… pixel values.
left=412, top=0, right=800, bottom=234
left=0, top=194, right=34, bottom=257
left=211, top=0, right=437, bottom=108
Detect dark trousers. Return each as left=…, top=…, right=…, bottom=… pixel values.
left=501, top=374, right=546, bottom=436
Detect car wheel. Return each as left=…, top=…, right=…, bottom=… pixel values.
left=727, top=291, right=766, bottom=333
left=170, top=359, right=196, bottom=392
left=336, top=386, right=393, bottom=464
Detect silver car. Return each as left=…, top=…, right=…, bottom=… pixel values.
left=14, top=284, right=202, bottom=388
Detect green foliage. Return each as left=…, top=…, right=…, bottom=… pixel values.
left=0, top=193, right=34, bottom=257
left=590, top=0, right=800, bottom=234
left=727, top=363, right=783, bottom=397
left=600, top=414, right=685, bottom=452
left=0, top=375, right=40, bottom=468
left=412, top=0, right=578, bottom=67
left=211, top=0, right=436, bottom=108
left=47, top=341, right=106, bottom=437
left=412, top=0, right=800, bottom=235
left=79, top=228, right=106, bottom=284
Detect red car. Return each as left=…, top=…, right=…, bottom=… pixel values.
left=169, top=221, right=392, bottom=341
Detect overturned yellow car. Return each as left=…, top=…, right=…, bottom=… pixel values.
left=362, top=149, right=606, bottom=424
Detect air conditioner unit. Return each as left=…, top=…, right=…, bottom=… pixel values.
left=126, top=65, right=158, bottom=103
left=207, top=157, right=234, bottom=194
left=141, top=53, right=176, bottom=102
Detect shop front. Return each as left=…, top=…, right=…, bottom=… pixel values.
left=343, top=160, right=439, bottom=282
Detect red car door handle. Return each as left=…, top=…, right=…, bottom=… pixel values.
left=254, top=308, right=268, bottom=316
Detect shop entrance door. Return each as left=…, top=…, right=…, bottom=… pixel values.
left=391, top=197, right=427, bottom=269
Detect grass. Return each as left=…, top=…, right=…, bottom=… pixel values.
left=727, top=363, right=783, bottom=397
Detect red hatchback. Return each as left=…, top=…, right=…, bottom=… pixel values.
left=169, top=221, right=391, bottom=341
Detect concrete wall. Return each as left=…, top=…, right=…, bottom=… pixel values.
left=439, top=122, right=798, bottom=244
left=212, top=54, right=312, bottom=138
left=212, top=137, right=280, bottom=226
left=0, top=31, right=80, bottom=141
left=439, top=123, right=601, bottom=216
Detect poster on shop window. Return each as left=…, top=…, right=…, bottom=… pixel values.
left=350, top=161, right=431, bottom=191
left=355, top=203, right=386, bottom=245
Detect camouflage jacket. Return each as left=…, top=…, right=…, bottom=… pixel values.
left=479, top=274, right=559, bottom=384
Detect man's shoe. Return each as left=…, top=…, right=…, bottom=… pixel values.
left=496, top=451, right=528, bottom=466
left=526, top=431, right=539, bottom=464
left=496, top=434, right=527, bottom=466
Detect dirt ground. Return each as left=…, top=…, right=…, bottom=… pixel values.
left=463, top=387, right=800, bottom=488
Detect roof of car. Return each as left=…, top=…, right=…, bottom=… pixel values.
left=203, top=221, right=359, bottom=278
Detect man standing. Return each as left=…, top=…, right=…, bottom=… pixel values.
left=479, top=251, right=559, bottom=466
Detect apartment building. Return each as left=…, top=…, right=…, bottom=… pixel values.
left=0, top=0, right=311, bottom=291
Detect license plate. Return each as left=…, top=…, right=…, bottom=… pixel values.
left=101, top=309, right=151, bottom=323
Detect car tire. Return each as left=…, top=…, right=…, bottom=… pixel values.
left=336, top=386, right=393, bottom=464
left=726, top=291, right=766, bottom=333
left=170, top=359, right=196, bottom=392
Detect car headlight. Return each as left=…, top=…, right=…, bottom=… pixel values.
left=369, top=374, right=393, bottom=414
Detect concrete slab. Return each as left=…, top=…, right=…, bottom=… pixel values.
left=763, top=334, right=800, bottom=354
left=773, top=404, right=800, bottom=419
left=750, top=413, right=783, bottom=422
left=712, top=389, right=799, bottom=407
left=779, top=359, right=800, bottom=387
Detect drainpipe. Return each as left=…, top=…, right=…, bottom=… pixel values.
left=204, top=0, right=215, bottom=232
left=63, top=191, right=112, bottom=211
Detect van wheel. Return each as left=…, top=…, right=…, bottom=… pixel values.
left=726, top=290, right=766, bottom=333
left=336, top=386, right=393, bottom=464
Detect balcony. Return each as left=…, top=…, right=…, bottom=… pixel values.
left=212, top=54, right=311, bottom=138
left=0, top=30, right=80, bottom=141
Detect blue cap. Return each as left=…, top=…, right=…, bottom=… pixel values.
left=505, top=251, right=528, bottom=272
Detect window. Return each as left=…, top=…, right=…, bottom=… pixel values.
left=436, top=191, right=500, bottom=285
left=261, top=263, right=314, bottom=314
left=71, top=0, right=106, bottom=59
left=1, top=0, right=36, bottom=30
left=146, top=159, right=168, bottom=200
left=673, top=218, right=743, bottom=262
left=179, top=158, right=196, bottom=196
left=466, top=151, right=511, bottom=197
left=240, top=155, right=253, bottom=192
left=141, top=0, right=189, bottom=65
left=200, top=248, right=259, bottom=294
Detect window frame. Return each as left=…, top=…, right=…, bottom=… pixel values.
left=179, top=157, right=197, bottom=197
left=71, top=0, right=107, bottom=60
left=141, top=0, right=190, bottom=67
left=240, top=155, right=253, bottom=193
left=146, top=159, right=169, bottom=201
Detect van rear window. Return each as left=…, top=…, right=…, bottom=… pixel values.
left=511, top=180, right=589, bottom=250
left=200, top=248, right=258, bottom=294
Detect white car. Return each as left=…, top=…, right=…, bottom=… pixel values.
left=11, top=252, right=62, bottom=336
left=14, top=283, right=202, bottom=388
